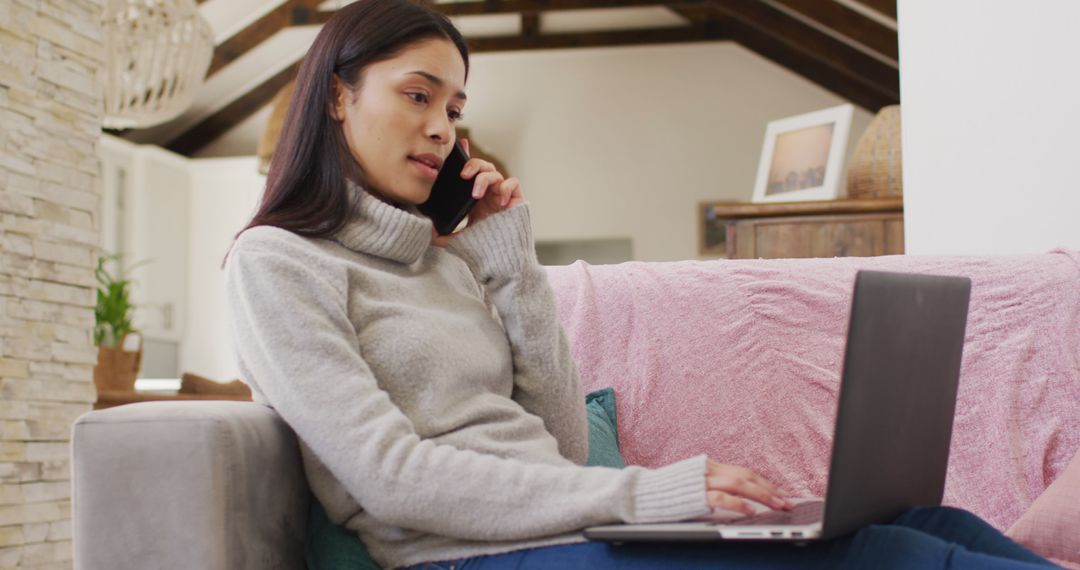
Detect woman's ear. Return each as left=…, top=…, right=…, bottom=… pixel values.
left=330, top=75, right=349, bottom=122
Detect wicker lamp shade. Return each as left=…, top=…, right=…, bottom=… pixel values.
left=846, top=105, right=903, bottom=199
left=257, top=80, right=509, bottom=178
left=101, top=0, right=213, bottom=129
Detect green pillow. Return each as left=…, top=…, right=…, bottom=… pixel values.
left=584, top=387, right=625, bottom=469
left=305, top=387, right=625, bottom=570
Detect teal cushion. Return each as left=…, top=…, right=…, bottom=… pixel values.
left=584, top=387, right=625, bottom=469
left=305, top=387, right=625, bottom=570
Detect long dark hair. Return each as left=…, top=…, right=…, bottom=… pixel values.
left=228, top=0, right=468, bottom=260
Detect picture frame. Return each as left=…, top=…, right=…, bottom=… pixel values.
left=751, top=104, right=854, bottom=203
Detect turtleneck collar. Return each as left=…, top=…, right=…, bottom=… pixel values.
left=334, top=181, right=432, bottom=265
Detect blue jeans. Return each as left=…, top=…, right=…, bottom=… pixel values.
left=404, top=507, right=1059, bottom=569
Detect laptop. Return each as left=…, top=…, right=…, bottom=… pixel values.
left=584, top=270, right=972, bottom=543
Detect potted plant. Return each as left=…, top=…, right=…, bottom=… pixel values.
left=92, top=253, right=149, bottom=393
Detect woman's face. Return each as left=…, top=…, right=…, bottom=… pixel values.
left=333, top=37, right=467, bottom=207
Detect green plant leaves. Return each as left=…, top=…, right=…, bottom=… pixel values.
left=94, top=253, right=151, bottom=348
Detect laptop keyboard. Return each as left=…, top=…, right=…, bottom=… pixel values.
left=740, top=500, right=824, bottom=526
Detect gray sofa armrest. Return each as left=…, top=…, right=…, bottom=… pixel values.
left=72, top=401, right=308, bottom=570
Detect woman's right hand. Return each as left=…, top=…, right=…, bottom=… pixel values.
left=706, top=460, right=795, bottom=516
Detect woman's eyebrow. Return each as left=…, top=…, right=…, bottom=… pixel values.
left=405, top=70, right=467, bottom=101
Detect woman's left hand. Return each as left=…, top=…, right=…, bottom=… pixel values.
left=431, top=138, right=523, bottom=247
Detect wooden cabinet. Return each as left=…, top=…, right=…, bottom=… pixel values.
left=700, top=198, right=904, bottom=259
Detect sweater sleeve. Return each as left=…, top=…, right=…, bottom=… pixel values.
left=446, top=204, right=589, bottom=465
left=225, top=233, right=710, bottom=542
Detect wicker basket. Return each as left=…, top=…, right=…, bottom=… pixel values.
left=846, top=105, right=903, bottom=199
left=93, top=343, right=142, bottom=393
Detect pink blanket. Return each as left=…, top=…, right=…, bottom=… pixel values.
left=545, top=251, right=1080, bottom=533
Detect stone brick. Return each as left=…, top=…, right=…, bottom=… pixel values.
left=38, top=222, right=98, bottom=248
left=0, top=335, right=50, bottom=363
left=23, top=443, right=66, bottom=463
left=26, top=202, right=64, bottom=225
left=18, top=483, right=67, bottom=505
left=0, top=194, right=34, bottom=217
left=0, top=359, right=29, bottom=379
left=32, top=16, right=101, bottom=64
left=0, top=380, right=93, bottom=408
left=39, top=460, right=68, bottom=483
left=22, top=417, right=71, bottom=441
left=50, top=343, right=96, bottom=366
left=34, top=56, right=94, bottom=95
left=0, top=442, right=23, bottom=463
left=0, top=401, right=30, bottom=422
left=0, top=462, right=40, bottom=485
left=0, top=463, right=40, bottom=485
left=0, top=524, right=24, bottom=548
left=18, top=539, right=70, bottom=564
left=0, top=423, right=28, bottom=442
left=67, top=210, right=92, bottom=233
left=27, top=362, right=92, bottom=383
left=4, top=300, right=61, bottom=325
left=0, top=235, right=33, bottom=258
left=45, top=520, right=67, bottom=542
left=0, top=543, right=21, bottom=566
left=57, top=307, right=92, bottom=328
left=0, top=485, right=22, bottom=506
left=2, top=254, right=33, bottom=278
left=16, top=280, right=93, bottom=309
left=19, top=562, right=71, bottom=570
left=49, top=323, right=91, bottom=346
left=4, top=171, right=40, bottom=196
left=20, top=523, right=46, bottom=544
left=30, top=240, right=93, bottom=269
left=0, top=501, right=69, bottom=528
left=0, top=216, right=41, bottom=238
left=39, top=0, right=102, bottom=45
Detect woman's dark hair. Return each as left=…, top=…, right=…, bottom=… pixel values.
left=227, top=0, right=468, bottom=259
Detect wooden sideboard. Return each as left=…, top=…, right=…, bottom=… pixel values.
left=94, top=390, right=251, bottom=410
left=700, top=198, right=904, bottom=259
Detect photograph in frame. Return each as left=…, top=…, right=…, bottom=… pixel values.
left=752, top=104, right=855, bottom=203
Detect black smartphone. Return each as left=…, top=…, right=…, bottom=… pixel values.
left=418, top=140, right=477, bottom=235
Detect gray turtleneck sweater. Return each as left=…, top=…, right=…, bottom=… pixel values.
left=223, top=187, right=710, bottom=568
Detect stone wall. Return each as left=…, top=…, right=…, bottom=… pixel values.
left=0, top=0, right=103, bottom=568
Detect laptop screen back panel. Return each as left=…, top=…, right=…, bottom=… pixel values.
left=820, top=271, right=971, bottom=540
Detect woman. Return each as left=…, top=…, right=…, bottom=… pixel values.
left=223, top=1, right=1059, bottom=569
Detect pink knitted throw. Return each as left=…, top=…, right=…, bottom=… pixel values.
left=545, top=251, right=1080, bottom=533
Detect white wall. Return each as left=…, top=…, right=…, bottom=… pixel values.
left=899, top=0, right=1080, bottom=254
left=183, top=157, right=265, bottom=380
left=98, top=135, right=190, bottom=347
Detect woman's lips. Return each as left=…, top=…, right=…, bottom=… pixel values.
left=408, top=157, right=439, bottom=180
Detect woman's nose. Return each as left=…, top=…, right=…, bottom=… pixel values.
left=426, top=112, right=452, bottom=143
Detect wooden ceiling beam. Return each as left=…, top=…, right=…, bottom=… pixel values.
left=769, top=0, right=897, bottom=61
left=711, top=0, right=898, bottom=105
left=467, top=23, right=721, bottom=52
left=851, top=0, right=897, bottom=20
left=207, top=0, right=321, bottom=78
left=309, top=0, right=711, bottom=24
left=721, top=12, right=895, bottom=111
left=166, top=61, right=301, bottom=156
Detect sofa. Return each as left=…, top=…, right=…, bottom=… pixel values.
left=72, top=251, right=1080, bottom=569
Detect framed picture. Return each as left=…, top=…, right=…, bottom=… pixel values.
left=751, top=104, right=854, bottom=203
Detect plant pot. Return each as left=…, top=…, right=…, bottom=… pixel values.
left=93, top=344, right=142, bottom=393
